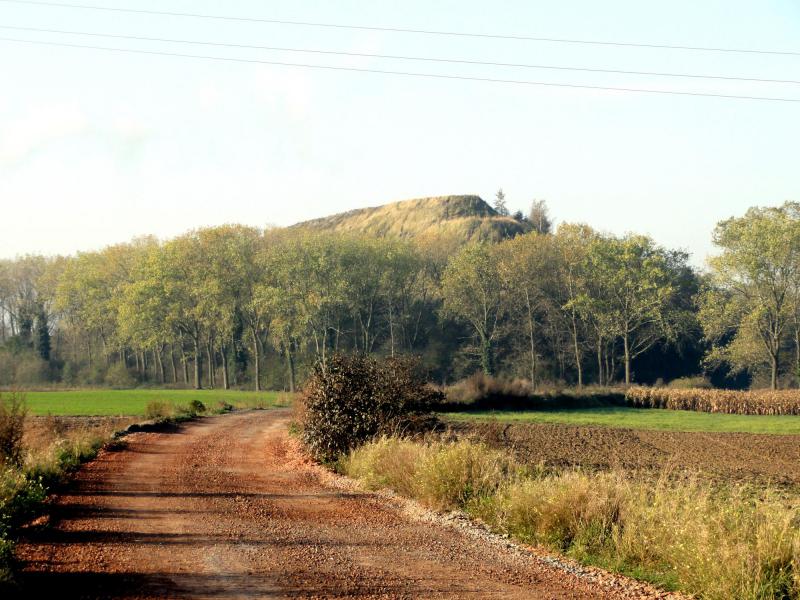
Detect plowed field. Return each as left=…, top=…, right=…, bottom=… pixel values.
left=449, top=420, right=800, bottom=487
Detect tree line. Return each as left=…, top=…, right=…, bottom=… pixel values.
left=1, top=202, right=799, bottom=390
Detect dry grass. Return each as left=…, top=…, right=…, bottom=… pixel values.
left=445, top=372, right=534, bottom=404
left=343, top=437, right=520, bottom=511
left=343, top=436, right=800, bottom=599
left=627, top=386, right=800, bottom=415
left=295, top=195, right=531, bottom=243
left=22, top=416, right=134, bottom=482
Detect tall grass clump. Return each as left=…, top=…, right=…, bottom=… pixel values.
left=24, top=429, right=107, bottom=484
left=145, top=401, right=174, bottom=421
left=491, top=471, right=628, bottom=557
left=414, top=440, right=517, bottom=511
left=343, top=437, right=518, bottom=511
left=343, top=436, right=800, bottom=599
left=343, top=437, right=424, bottom=498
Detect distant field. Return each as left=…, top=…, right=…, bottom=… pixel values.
left=444, top=406, right=800, bottom=435
left=9, top=389, right=291, bottom=416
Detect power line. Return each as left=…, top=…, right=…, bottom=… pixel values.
left=3, top=24, right=798, bottom=86
left=1, top=0, right=799, bottom=58
left=2, top=36, right=798, bottom=103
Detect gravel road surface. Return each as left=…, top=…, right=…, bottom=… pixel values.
left=16, top=410, right=669, bottom=599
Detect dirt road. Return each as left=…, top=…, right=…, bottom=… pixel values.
left=16, top=410, right=650, bottom=599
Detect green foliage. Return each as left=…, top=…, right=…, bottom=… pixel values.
left=493, top=188, right=509, bottom=216
left=700, top=202, right=800, bottom=389
left=33, top=303, right=51, bottom=362
left=18, top=390, right=287, bottom=416
left=0, top=394, right=26, bottom=467
left=299, top=354, right=442, bottom=462
left=528, top=199, right=552, bottom=235
left=0, top=466, right=46, bottom=530
left=573, top=234, right=694, bottom=384
left=4, top=198, right=791, bottom=392
left=0, top=466, right=47, bottom=586
left=188, top=399, right=206, bottom=414
left=441, top=243, right=505, bottom=375
left=445, top=406, right=800, bottom=435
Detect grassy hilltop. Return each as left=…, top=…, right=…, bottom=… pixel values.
left=293, top=195, right=531, bottom=243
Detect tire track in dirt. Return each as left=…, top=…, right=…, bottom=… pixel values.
left=16, top=410, right=647, bottom=599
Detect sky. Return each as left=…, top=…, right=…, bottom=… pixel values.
left=1, top=0, right=799, bottom=266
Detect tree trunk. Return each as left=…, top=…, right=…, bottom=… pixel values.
left=480, top=335, right=493, bottom=376
left=155, top=346, right=165, bottom=384
left=388, top=303, right=395, bottom=357
left=794, top=327, right=800, bottom=382
left=771, top=350, right=779, bottom=390
left=286, top=342, right=296, bottom=393
left=179, top=345, right=189, bottom=385
left=570, top=314, right=583, bottom=388
left=610, top=351, right=616, bottom=384
left=623, top=334, right=632, bottom=385
left=169, top=346, right=178, bottom=384
left=524, top=291, right=537, bottom=390
left=220, top=341, right=230, bottom=390
left=192, top=337, right=202, bottom=390
left=596, top=337, right=604, bottom=386
left=252, top=328, right=261, bottom=392
left=206, top=342, right=215, bottom=389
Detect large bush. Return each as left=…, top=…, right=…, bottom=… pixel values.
left=299, top=354, right=442, bottom=462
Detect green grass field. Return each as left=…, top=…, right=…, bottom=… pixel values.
left=444, top=406, right=800, bottom=435
left=8, top=389, right=291, bottom=416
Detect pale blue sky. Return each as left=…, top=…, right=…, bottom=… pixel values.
left=1, top=0, right=798, bottom=264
